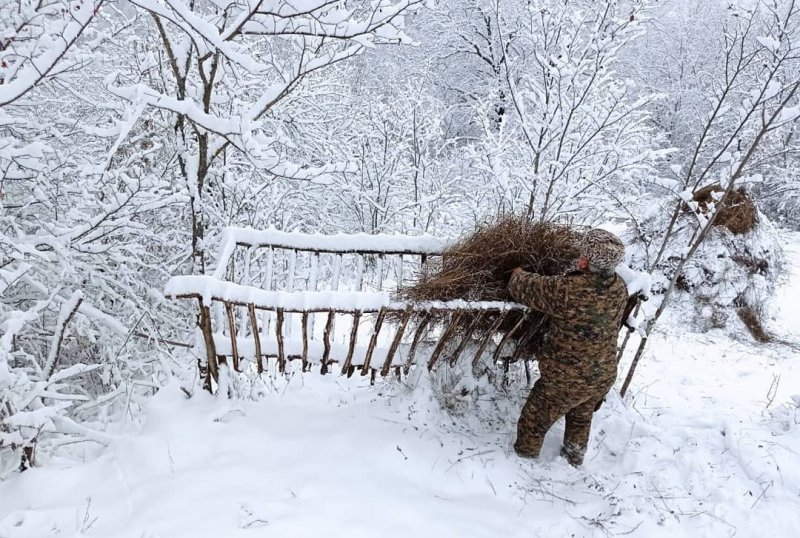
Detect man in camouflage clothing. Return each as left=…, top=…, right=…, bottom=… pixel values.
left=507, top=229, right=629, bottom=466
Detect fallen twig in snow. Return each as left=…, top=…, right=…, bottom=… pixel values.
left=76, top=497, right=99, bottom=534
left=617, top=521, right=644, bottom=535
left=751, top=480, right=774, bottom=508
left=765, top=374, right=781, bottom=410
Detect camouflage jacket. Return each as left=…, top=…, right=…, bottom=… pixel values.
left=508, top=270, right=629, bottom=380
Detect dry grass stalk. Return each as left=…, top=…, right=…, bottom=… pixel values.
left=401, top=216, right=580, bottom=302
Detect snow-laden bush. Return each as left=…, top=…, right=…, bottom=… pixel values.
left=625, top=201, right=784, bottom=341
left=675, top=217, right=783, bottom=334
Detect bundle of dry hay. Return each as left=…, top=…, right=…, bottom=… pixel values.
left=398, top=216, right=581, bottom=356
left=693, top=185, right=757, bottom=234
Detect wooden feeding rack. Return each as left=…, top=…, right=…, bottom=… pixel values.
left=165, top=227, right=530, bottom=392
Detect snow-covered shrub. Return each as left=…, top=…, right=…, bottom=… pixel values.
left=681, top=222, right=782, bottom=335
left=639, top=209, right=784, bottom=338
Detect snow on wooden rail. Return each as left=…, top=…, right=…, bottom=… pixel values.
left=165, top=275, right=524, bottom=313
left=213, top=227, right=451, bottom=280
left=218, top=227, right=450, bottom=254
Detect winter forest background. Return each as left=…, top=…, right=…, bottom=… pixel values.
left=2, top=0, right=800, bottom=483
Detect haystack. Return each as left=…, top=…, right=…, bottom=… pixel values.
left=693, top=185, right=757, bottom=234
left=398, top=216, right=581, bottom=356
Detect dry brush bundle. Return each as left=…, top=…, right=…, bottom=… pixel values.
left=398, top=216, right=582, bottom=357
left=693, top=185, right=757, bottom=235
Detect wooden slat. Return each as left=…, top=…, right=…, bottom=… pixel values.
left=239, top=247, right=254, bottom=336
left=355, top=256, right=365, bottom=291
left=376, top=254, right=384, bottom=291
left=265, top=246, right=275, bottom=291
left=248, top=304, right=263, bottom=374
left=301, top=312, right=309, bottom=372
left=241, top=246, right=252, bottom=284
left=380, top=307, right=413, bottom=377
left=361, top=308, right=387, bottom=375
left=404, top=312, right=431, bottom=374
left=224, top=302, right=241, bottom=372
left=320, top=310, right=335, bottom=375
left=261, top=308, right=271, bottom=335
left=287, top=249, right=297, bottom=291
left=492, top=312, right=530, bottom=365
left=332, top=254, right=342, bottom=291
left=397, top=254, right=405, bottom=286
left=447, top=311, right=485, bottom=366
left=276, top=308, right=286, bottom=373
left=342, top=311, right=362, bottom=375
left=198, top=300, right=219, bottom=390
left=427, top=311, right=463, bottom=371
left=472, top=311, right=509, bottom=369
left=310, top=252, right=320, bottom=291
left=511, top=322, right=539, bottom=364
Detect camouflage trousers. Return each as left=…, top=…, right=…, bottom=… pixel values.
left=514, top=368, right=615, bottom=466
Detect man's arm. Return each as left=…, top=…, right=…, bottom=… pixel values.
left=507, top=269, right=569, bottom=318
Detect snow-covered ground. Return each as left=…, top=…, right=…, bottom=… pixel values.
left=1, top=236, right=798, bottom=538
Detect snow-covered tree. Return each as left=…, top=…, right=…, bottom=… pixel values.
left=463, top=1, right=663, bottom=221
left=107, top=0, right=422, bottom=272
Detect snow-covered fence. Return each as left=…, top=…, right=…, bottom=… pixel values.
left=165, top=228, right=530, bottom=391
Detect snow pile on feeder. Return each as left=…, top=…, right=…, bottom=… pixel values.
left=398, top=216, right=582, bottom=355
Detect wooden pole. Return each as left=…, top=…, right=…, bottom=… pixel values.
left=447, top=311, right=485, bottom=366
left=620, top=335, right=648, bottom=398
left=301, top=312, right=309, bottom=372
left=492, top=312, right=529, bottom=365
left=380, top=308, right=413, bottom=377
left=248, top=304, right=263, bottom=374
left=428, top=311, right=463, bottom=371
left=224, top=302, right=241, bottom=372
left=342, top=311, right=362, bottom=375
left=404, top=312, right=431, bottom=374
left=471, top=311, right=509, bottom=369
left=321, top=310, right=335, bottom=375
left=361, top=308, right=387, bottom=375
left=276, top=308, right=286, bottom=373
left=198, top=299, right=219, bottom=392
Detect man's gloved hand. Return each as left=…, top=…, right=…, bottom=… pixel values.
left=620, top=292, right=650, bottom=332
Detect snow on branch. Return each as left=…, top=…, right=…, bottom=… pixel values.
left=239, top=0, right=420, bottom=42
left=131, top=0, right=270, bottom=72
left=107, top=82, right=246, bottom=136
left=0, top=0, right=104, bottom=107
